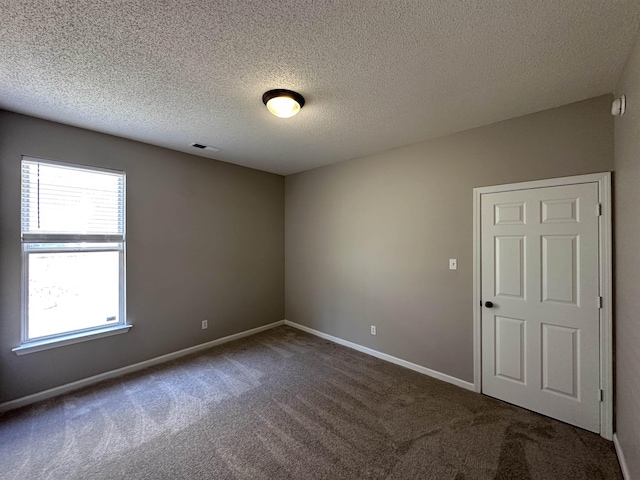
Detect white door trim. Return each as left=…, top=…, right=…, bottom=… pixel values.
left=472, top=172, right=613, bottom=440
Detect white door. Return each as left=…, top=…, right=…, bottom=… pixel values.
left=481, top=182, right=601, bottom=433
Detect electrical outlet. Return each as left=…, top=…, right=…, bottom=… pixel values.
left=371, top=325, right=377, bottom=335
left=449, top=259, right=458, bottom=270
left=202, top=320, right=208, bottom=329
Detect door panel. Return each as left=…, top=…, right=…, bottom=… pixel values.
left=495, top=202, right=526, bottom=225
left=542, top=324, right=578, bottom=398
left=541, top=235, right=577, bottom=304
left=541, top=198, right=578, bottom=223
left=495, top=236, right=525, bottom=298
left=495, top=316, right=526, bottom=383
left=481, top=183, right=600, bottom=433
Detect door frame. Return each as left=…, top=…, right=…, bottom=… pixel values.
left=472, top=172, right=612, bottom=440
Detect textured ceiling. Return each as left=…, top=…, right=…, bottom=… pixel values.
left=1, top=1, right=639, bottom=175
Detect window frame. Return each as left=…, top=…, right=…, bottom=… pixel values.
left=14, top=156, right=130, bottom=355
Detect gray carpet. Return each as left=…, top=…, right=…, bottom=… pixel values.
left=0, top=326, right=622, bottom=479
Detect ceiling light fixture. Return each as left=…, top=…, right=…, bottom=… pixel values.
left=262, top=89, right=305, bottom=118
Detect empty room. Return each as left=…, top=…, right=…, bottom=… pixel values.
left=1, top=1, right=639, bottom=479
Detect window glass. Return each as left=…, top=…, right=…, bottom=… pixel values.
left=21, top=157, right=126, bottom=343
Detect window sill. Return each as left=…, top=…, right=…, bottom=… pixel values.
left=12, top=324, right=132, bottom=356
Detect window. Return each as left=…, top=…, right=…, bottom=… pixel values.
left=15, top=157, right=128, bottom=354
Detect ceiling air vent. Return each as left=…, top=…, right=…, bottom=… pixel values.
left=189, top=142, right=222, bottom=153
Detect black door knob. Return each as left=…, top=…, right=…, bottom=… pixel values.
left=485, top=301, right=494, bottom=308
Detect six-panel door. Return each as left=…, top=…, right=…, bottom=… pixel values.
left=481, top=183, right=601, bottom=433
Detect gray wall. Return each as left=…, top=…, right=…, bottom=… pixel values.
left=0, top=111, right=284, bottom=404
left=614, top=35, right=640, bottom=478
left=285, top=95, right=613, bottom=383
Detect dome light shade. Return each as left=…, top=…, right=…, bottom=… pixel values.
left=262, top=89, right=305, bottom=118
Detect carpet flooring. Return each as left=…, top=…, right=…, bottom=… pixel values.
left=0, top=326, right=622, bottom=479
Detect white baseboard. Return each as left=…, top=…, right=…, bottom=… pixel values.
left=284, top=320, right=475, bottom=392
left=0, top=320, right=285, bottom=413
left=614, top=434, right=632, bottom=480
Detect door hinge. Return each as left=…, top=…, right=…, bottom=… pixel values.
left=598, top=296, right=603, bottom=309
left=596, top=203, right=602, bottom=216
left=599, top=389, right=604, bottom=402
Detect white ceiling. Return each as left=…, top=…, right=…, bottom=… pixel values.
left=1, top=1, right=638, bottom=175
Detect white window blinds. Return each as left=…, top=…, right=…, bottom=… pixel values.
left=21, top=158, right=125, bottom=241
